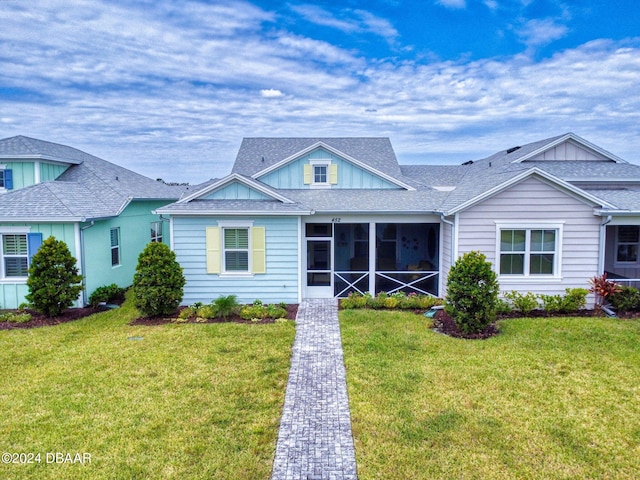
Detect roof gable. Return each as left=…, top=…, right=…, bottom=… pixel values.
left=233, top=138, right=413, bottom=190
left=512, top=133, right=625, bottom=164
left=177, top=173, right=295, bottom=204
left=446, top=167, right=614, bottom=215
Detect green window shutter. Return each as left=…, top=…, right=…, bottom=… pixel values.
left=329, top=164, right=338, bottom=184
left=303, top=164, right=312, bottom=184
left=251, top=227, right=266, bottom=274
left=205, top=227, right=221, bottom=274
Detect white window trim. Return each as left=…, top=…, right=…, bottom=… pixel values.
left=150, top=221, right=163, bottom=243
left=309, top=159, right=331, bottom=189
left=0, top=228, right=32, bottom=282
left=495, top=222, right=564, bottom=282
left=110, top=227, right=121, bottom=268
left=217, top=220, right=254, bottom=277
left=613, top=225, right=640, bottom=267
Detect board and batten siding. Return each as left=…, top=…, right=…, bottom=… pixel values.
left=173, top=216, right=299, bottom=304
left=456, top=176, right=602, bottom=296
left=258, top=148, right=399, bottom=189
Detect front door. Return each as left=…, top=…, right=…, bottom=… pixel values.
left=304, top=223, right=333, bottom=298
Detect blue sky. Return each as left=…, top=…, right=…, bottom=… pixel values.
left=1, top=0, right=639, bottom=183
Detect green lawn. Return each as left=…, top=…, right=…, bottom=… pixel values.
left=0, top=296, right=295, bottom=480
left=341, top=310, right=640, bottom=479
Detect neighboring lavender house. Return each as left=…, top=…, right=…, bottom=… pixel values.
left=158, top=133, right=640, bottom=305
left=0, top=136, right=184, bottom=308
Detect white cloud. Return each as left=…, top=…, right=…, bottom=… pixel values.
left=261, top=89, right=284, bottom=97
left=290, top=4, right=399, bottom=44
left=514, top=18, right=569, bottom=48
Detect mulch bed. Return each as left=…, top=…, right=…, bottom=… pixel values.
left=130, top=304, right=299, bottom=326
left=432, top=309, right=500, bottom=339
left=0, top=306, right=105, bottom=330
left=1, top=304, right=299, bottom=330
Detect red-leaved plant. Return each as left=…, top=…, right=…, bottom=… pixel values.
left=588, top=273, right=621, bottom=310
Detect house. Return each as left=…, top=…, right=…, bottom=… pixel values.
left=157, top=133, right=640, bottom=306
left=0, top=136, right=185, bottom=308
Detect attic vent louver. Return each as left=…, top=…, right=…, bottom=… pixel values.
left=506, top=146, right=521, bottom=154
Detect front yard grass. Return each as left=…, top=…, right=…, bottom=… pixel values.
left=0, top=294, right=295, bottom=480
left=341, top=310, right=640, bottom=479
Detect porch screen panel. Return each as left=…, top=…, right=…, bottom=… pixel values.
left=617, top=226, right=639, bottom=262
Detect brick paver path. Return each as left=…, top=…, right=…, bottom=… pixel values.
left=271, top=298, right=358, bottom=480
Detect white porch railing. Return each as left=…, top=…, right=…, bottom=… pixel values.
left=333, top=270, right=439, bottom=297
left=375, top=271, right=439, bottom=296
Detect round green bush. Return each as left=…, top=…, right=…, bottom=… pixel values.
left=445, top=251, right=499, bottom=334
left=26, top=236, right=84, bottom=317
left=133, top=242, right=185, bottom=317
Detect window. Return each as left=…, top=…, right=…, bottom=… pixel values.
left=616, top=226, right=639, bottom=263
left=110, top=228, right=120, bottom=267
left=3, top=234, right=28, bottom=277
left=205, top=225, right=266, bottom=275
left=304, top=161, right=337, bottom=188
left=499, top=228, right=558, bottom=276
left=0, top=232, right=42, bottom=278
left=223, top=228, right=249, bottom=272
left=150, top=221, right=163, bottom=243
left=0, top=169, right=13, bottom=190
left=314, top=165, right=327, bottom=184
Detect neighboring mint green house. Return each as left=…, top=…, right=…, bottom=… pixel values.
left=0, top=136, right=183, bottom=308
left=157, top=134, right=640, bottom=306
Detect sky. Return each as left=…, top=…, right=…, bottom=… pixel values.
left=1, top=0, right=639, bottom=184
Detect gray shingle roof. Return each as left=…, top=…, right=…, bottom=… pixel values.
left=0, top=136, right=184, bottom=220
left=232, top=137, right=403, bottom=179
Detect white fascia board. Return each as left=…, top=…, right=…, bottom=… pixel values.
left=446, top=167, right=614, bottom=215
left=154, top=209, right=313, bottom=216
left=0, top=154, right=82, bottom=165
left=0, top=216, right=86, bottom=222
left=176, top=173, right=295, bottom=204
left=251, top=141, right=415, bottom=191
left=512, top=133, right=626, bottom=164
left=595, top=209, right=640, bottom=217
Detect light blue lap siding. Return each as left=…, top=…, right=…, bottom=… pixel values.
left=173, top=216, right=299, bottom=305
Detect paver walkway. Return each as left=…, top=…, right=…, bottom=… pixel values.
left=271, top=298, right=358, bottom=480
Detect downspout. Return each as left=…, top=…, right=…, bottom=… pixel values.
left=598, top=215, right=612, bottom=274
left=80, top=220, right=95, bottom=306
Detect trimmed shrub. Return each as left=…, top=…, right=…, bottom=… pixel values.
left=89, top=283, right=126, bottom=307
left=239, top=300, right=287, bottom=320
left=445, top=251, right=499, bottom=334
left=503, top=291, right=539, bottom=314
left=26, top=236, right=84, bottom=317
left=133, top=242, right=185, bottom=317
left=609, top=286, right=640, bottom=312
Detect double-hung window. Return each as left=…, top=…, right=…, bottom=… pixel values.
left=110, top=228, right=121, bottom=267
left=205, top=223, right=266, bottom=276
left=0, top=231, right=42, bottom=279
left=498, top=225, right=560, bottom=277
left=3, top=234, right=29, bottom=277
left=223, top=227, right=249, bottom=272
